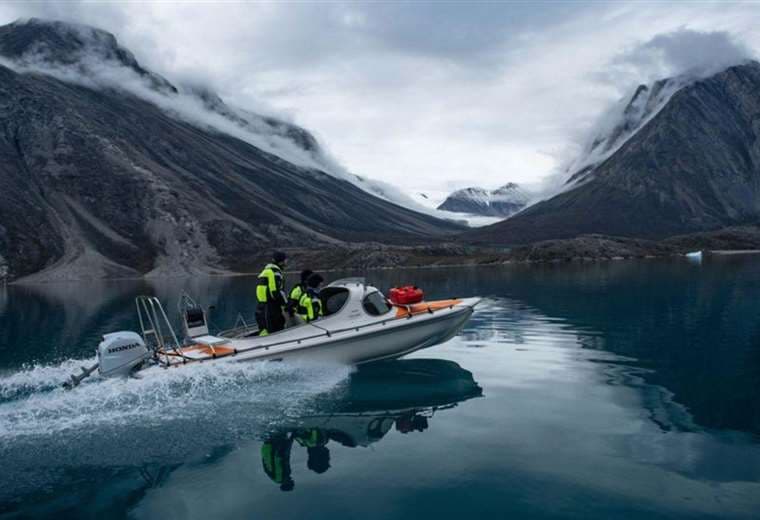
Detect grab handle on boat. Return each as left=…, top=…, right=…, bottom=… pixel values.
left=308, top=322, right=331, bottom=337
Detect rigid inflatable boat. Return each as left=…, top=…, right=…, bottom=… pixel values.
left=66, top=278, right=479, bottom=387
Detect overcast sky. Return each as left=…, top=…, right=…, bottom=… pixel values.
left=1, top=1, right=759, bottom=198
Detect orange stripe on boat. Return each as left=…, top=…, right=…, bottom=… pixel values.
left=395, top=299, right=462, bottom=318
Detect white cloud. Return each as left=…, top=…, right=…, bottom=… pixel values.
left=607, top=28, right=753, bottom=85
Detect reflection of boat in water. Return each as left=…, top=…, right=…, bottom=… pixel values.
left=67, top=279, right=479, bottom=387
left=260, top=358, right=483, bottom=491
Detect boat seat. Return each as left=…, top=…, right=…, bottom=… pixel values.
left=185, top=335, right=234, bottom=359
left=192, top=335, right=229, bottom=346
left=159, top=335, right=235, bottom=361
left=182, top=343, right=236, bottom=359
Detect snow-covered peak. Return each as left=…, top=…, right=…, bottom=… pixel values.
left=449, top=187, right=491, bottom=203
left=491, top=183, right=530, bottom=204
left=437, top=183, right=528, bottom=218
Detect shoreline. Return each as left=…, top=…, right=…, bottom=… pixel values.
left=708, top=249, right=760, bottom=255
left=10, top=249, right=758, bottom=287
left=7, top=225, right=760, bottom=286
left=7, top=258, right=505, bottom=286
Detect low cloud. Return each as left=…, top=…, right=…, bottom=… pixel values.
left=0, top=26, right=332, bottom=172
left=534, top=27, right=757, bottom=200
left=610, top=28, right=753, bottom=83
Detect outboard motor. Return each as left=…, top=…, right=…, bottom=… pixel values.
left=97, top=331, right=149, bottom=377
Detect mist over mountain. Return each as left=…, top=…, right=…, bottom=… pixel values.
left=438, top=183, right=528, bottom=218
left=466, top=61, right=760, bottom=245
left=562, top=78, right=682, bottom=186
left=0, top=18, right=175, bottom=91
left=0, top=18, right=461, bottom=282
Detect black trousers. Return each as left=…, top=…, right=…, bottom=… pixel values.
left=256, top=302, right=285, bottom=334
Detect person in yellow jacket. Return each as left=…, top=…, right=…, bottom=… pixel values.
left=261, top=432, right=294, bottom=491
left=287, top=269, right=313, bottom=317
left=294, top=428, right=331, bottom=474
left=261, top=428, right=329, bottom=492
left=298, top=273, right=324, bottom=323
left=255, top=251, right=288, bottom=335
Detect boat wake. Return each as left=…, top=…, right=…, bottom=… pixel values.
left=0, top=357, right=102, bottom=401
left=0, top=356, right=352, bottom=441
left=0, top=356, right=353, bottom=504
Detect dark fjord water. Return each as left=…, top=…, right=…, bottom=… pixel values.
left=1, top=258, right=759, bottom=519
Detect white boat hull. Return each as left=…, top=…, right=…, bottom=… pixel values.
left=227, top=300, right=476, bottom=365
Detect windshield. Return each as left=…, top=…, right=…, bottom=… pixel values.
left=321, top=288, right=350, bottom=316
left=362, top=291, right=392, bottom=316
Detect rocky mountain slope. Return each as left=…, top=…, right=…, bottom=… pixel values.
left=563, top=78, right=682, bottom=185
left=0, top=19, right=461, bottom=282
left=438, top=183, right=528, bottom=217
left=466, top=61, right=760, bottom=245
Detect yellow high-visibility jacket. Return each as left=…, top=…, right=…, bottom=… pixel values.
left=297, top=290, right=323, bottom=322
left=256, top=263, right=286, bottom=306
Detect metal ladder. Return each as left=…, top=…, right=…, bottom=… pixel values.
left=135, top=296, right=184, bottom=363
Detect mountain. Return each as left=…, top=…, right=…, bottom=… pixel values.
left=0, top=18, right=176, bottom=92
left=466, top=61, right=760, bottom=245
left=0, top=19, right=461, bottom=282
left=563, top=78, right=681, bottom=185
left=437, top=183, right=528, bottom=217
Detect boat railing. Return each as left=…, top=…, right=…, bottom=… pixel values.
left=228, top=301, right=465, bottom=355
left=134, top=293, right=469, bottom=361
left=218, top=313, right=259, bottom=338
left=132, top=294, right=461, bottom=363
left=158, top=302, right=454, bottom=362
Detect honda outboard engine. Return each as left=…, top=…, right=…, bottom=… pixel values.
left=97, top=331, right=149, bottom=377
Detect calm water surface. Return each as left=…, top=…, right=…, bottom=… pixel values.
left=1, top=258, right=759, bottom=519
